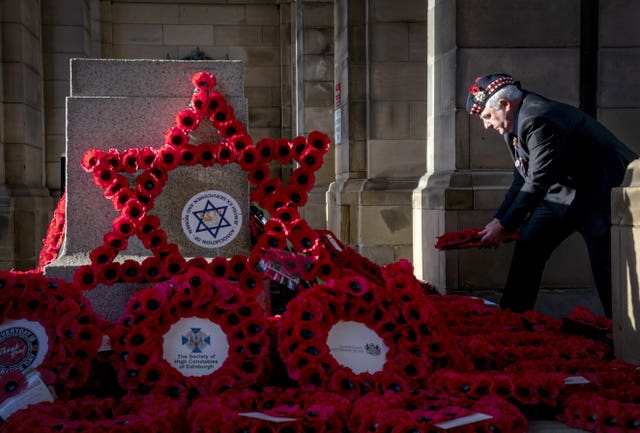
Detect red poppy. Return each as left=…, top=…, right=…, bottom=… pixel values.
left=288, top=222, right=318, bottom=253
left=120, top=259, right=142, bottom=283
left=135, top=171, right=164, bottom=198
left=308, top=130, right=331, bottom=154
left=261, top=191, right=290, bottom=216
left=123, top=199, right=146, bottom=222
left=275, top=138, right=293, bottom=164
left=111, top=187, right=135, bottom=211
left=156, top=145, right=182, bottom=170
left=122, top=148, right=140, bottom=173
left=228, top=133, right=253, bottom=153
left=73, top=264, right=98, bottom=290
left=81, top=148, right=106, bottom=172
left=202, top=90, right=224, bottom=113
left=0, top=371, right=27, bottom=404
left=273, top=206, right=300, bottom=226
left=289, top=167, right=316, bottom=192
left=97, top=261, right=121, bottom=285
left=186, top=257, right=209, bottom=270
left=175, top=108, right=201, bottom=131
left=112, top=214, right=137, bottom=237
left=248, top=163, right=271, bottom=185
left=255, top=230, right=287, bottom=252
left=237, top=146, right=260, bottom=170
left=217, top=141, right=238, bottom=165
left=136, top=146, right=158, bottom=169
left=178, top=143, right=199, bottom=166
left=91, top=161, right=117, bottom=189
left=191, top=71, right=217, bottom=90
left=164, top=126, right=189, bottom=148
left=264, top=218, right=288, bottom=235
left=196, top=141, right=217, bottom=167
left=141, top=256, right=165, bottom=282
left=210, top=102, right=235, bottom=126
left=228, top=255, right=249, bottom=279
left=256, top=137, right=277, bottom=161
left=251, top=178, right=283, bottom=203
left=297, top=147, right=323, bottom=171
left=219, top=119, right=246, bottom=139
left=163, top=252, right=187, bottom=276
left=291, top=135, right=308, bottom=158
left=103, top=231, right=128, bottom=251
left=208, top=256, right=230, bottom=278
left=89, top=245, right=117, bottom=266
left=283, top=184, right=308, bottom=207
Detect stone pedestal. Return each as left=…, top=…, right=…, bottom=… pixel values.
left=45, top=59, right=254, bottom=322
left=611, top=159, right=640, bottom=363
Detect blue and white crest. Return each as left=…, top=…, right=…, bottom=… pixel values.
left=182, top=190, right=242, bottom=248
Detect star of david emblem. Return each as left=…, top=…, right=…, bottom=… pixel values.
left=192, top=201, right=231, bottom=239
left=182, top=328, right=211, bottom=353
left=75, top=71, right=331, bottom=290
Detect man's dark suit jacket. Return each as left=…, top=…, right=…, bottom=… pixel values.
left=495, top=91, right=638, bottom=237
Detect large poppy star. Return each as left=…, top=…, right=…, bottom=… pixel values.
left=79, top=70, right=328, bottom=291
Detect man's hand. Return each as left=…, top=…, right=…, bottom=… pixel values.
left=480, top=218, right=508, bottom=247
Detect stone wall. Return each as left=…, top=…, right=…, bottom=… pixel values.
left=412, top=0, right=640, bottom=314
left=0, top=0, right=53, bottom=270
left=329, top=0, right=426, bottom=265
left=1, top=0, right=639, bottom=312
left=100, top=0, right=284, bottom=142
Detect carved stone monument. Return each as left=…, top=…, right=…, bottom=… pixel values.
left=45, top=59, right=252, bottom=322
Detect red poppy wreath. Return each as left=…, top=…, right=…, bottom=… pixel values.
left=0, top=270, right=105, bottom=400
left=109, top=267, right=270, bottom=402
left=187, top=386, right=352, bottom=433
left=277, top=266, right=462, bottom=400
left=0, top=394, right=185, bottom=433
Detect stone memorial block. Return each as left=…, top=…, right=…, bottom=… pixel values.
left=45, top=59, right=254, bottom=322
left=611, top=159, right=640, bottom=364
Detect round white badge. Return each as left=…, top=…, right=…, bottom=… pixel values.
left=162, top=317, right=229, bottom=377
left=0, top=319, right=48, bottom=374
left=326, top=320, right=389, bottom=374
left=182, top=190, right=242, bottom=248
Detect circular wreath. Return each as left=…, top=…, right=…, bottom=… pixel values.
left=347, top=389, right=528, bottom=433
left=187, top=386, right=352, bottom=433
left=277, top=263, right=462, bottom=400
left=0, top=394, right=184, bottom=433
left=0, top=270, right=105, bottom=399
left=37, top=192, right=66, bottom=272
left=109, top=267, right=270, bottom=402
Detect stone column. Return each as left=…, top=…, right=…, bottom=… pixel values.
left=42, top=0, right=93, bottom=198
left=603, top=0, right=640, bottom=363
left=413, top=0, right=596, bottom=302
left=0, top=0, right=53, bottom=270
left=298, top=0, right=335, bottom=230
left=328, top=0, right=367, bottom=244
left=330, top=0, right=426, bottom=265
left=611, top=161, right=640, bottom=363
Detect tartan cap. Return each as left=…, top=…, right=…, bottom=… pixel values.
left=466, top=73, right=519, bottom=115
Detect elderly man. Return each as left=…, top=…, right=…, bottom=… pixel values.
left=467, top=73, right=637, bottom=318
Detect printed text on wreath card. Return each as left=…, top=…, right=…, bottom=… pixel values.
left=163, top=317, right=229, bottom=377
left=326, top=320, right=388, bottom=374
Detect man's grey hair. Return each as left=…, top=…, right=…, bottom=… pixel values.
left=486, top=85, right=523, bottom=109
